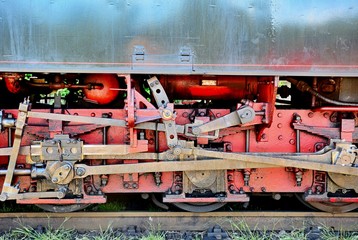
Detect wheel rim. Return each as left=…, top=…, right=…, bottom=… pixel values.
left=36, top=204, right=90, bottom=212
left=172, top=202, right=226, bottom=212
left=295, top=194, right=358, bottom=213
left=308, top=202, right=358, bottom=213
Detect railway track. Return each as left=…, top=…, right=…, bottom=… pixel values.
left=0, top=211, right=357, bottom=232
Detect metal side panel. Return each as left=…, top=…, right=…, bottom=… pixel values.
left=0, top=0, right=358, bottom=76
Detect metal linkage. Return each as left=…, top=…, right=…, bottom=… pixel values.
left=147, top=76, right=178, bottom=148
left=71, top=141, right=358, bottom=179
left=0, top=100, right=30, bottom=201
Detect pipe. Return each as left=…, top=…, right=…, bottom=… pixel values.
left=287, top=77, right=358, bottom=106
left=26, top=82, right=103, bottom=90
left=0, top=169, right=31, bottom=175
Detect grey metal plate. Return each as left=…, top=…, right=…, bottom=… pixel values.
left=1, top=0, right=358, bottom=76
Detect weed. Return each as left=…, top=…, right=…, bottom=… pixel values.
left=320, top=226, right=358, bottom=240
left=92, top=201, right=126, bottom=212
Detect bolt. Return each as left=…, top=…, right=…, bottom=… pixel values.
left=52, top=177, right=59, bottom=183
left=277, top=123, right=282, bottom=128
left=64, top=165, right=70, bottom=171
left=316, top=185, right=323, bottom=193
left=76, top=167, right=86, bottom=176
left=192, top=127, right=201, bottom=135
left=272, top=193, right=281, bottom=200
left=277, top=113, right=282, bottom=118
left=261, top=187, right=266, bottom=192
left=308, top=112, right=314, bottom=118
left=323, top=112, right=330, bottom=118
left=261, top=134, right=266, bottom=139
left=278, top=135, right=283, bottom=140
left=173, top=147, right=182, bottom=156
left=289, top=139, right=295, bottom=145
left=124, top=183, right=129, bottom=189
left=132, top=183, right=138, bottom=189
left=227, top=174, right=233, bottom=181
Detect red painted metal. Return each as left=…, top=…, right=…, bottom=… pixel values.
left=17, top=195, right=107, bottom=205
left=83, top=74, right=120, bottom=105
left=305, top=195, right=358, bottom=203
left=159, top=75, right=260, bottom=100
left=4, top=75, right=22, bottom=94
left=0, top=72, right=356, bottom=208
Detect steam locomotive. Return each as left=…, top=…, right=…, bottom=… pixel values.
left=0, top=0, right=357, bottom=213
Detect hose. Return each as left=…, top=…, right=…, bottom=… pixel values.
left=286, top=77, right=358, bottom=107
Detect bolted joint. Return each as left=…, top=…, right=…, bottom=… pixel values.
left=161, top=109, right=173, bottom=120
left=76, top=167, right=86, bottom=177
left=0, top=193, right=8, bottom=202
left=192, top=127, right=201, bottom=135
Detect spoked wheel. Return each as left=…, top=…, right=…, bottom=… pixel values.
left=295, top=194, right=358, bottom=213
left=36, top=204, right=91, bottom=212
left=172, top=202, right=226, bottom=212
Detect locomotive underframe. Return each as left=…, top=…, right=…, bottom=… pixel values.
left=0, top=73, right=356, bottom=213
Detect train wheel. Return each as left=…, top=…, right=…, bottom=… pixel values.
left=295, top=194, right=358, bottom=213
left=36, top=204, right=91, bottom=212
left=172, top=202, right=226, bottom=212
left=307, top=202, right=358, bottom=213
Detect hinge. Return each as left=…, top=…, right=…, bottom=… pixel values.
left=132, top=45, right=145, bottom=62
left=179, top=47, right=192, bottom=63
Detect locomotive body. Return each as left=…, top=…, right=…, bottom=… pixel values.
left=0, top=0, right=357, bottom=212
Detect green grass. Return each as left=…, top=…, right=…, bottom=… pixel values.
left=90, top=201, right=126, bottom=212
left=0, top=201, right=43, bottom=213
left=0, top=218, right=357, bottom=240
